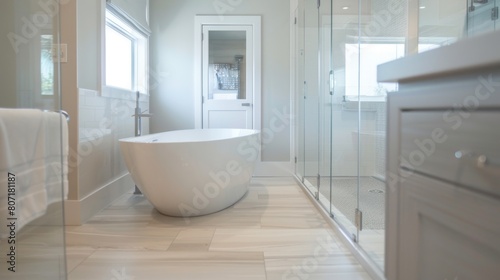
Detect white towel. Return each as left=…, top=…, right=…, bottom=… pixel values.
left=0, top=109, right=68, bottom=236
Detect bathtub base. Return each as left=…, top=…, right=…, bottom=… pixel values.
left=154, top=188, right=249, bottom=218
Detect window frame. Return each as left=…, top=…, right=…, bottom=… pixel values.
left=344, top=37, right=405, bottom=102
left=102, top=5, right=149, bottom=99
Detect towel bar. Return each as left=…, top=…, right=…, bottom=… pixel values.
left=60, top=110, right=70, bottom=122
left=44, top=110, right=70, bottom=122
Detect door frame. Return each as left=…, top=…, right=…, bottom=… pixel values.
left=194, top=15, right=261, bottom=130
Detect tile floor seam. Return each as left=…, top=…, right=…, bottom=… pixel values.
left=261, top=251, right=270, bottom=280
left=206, top=227, right=217, bottom=252
left=166, top=229, right=183, bottom=251
left=66, top=247, right=98, bottom=275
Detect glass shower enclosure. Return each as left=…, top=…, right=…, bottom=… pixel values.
left=294, top=0, right=408, bottom=272
left=0, top=0, right=66, bottom=279
left=294, top=0, right=500, bottom=275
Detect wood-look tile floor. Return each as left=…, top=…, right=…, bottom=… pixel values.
left=66, top=177, right=372, bottom=280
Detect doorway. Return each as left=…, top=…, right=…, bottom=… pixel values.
left=194, top=16, right=261, bottom=130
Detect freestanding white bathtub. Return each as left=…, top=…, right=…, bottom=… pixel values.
left=119, top=129, right=260, bottom=217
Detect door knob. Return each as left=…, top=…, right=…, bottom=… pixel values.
left=242, top=103, right=252, bottom=107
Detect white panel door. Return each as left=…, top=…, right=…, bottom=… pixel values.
left=202, top=25, right=253, bottom=129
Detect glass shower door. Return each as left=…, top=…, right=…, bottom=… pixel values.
left=327, top=2, right=360, bottom=239
left=496, top=0, right=500, bottom=31
left=296, top=0, right=306, bottom=181
left=302, top=0, right=321, bottom=198
left=0, top=0, right=66, bottom=279
left=318, top=0, right=333, bottom=214
left=467, top=0, right=498, bottom=37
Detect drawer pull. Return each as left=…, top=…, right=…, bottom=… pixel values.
left=455, top=150, right=500, bottom=169
left=476, top=155, right=500, bottom=169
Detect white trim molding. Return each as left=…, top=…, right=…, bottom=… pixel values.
left=64, top=173, right=133, bottom=225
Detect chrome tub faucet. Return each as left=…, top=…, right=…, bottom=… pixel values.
left=133, top=91, right=152, bottom=137
left=132, top=91, right=152, bottom=194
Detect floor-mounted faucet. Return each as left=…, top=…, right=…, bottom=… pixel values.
left=132, top=91, right=152, bottom=194
left=134, top=91, right=153, bottom=137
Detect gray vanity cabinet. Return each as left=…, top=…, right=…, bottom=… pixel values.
left=379, top=31, right=500, bottom=280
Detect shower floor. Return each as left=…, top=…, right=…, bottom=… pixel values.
left=303, top=176, right=385, bottom=230
left=326, top=177, right=385, bottom=230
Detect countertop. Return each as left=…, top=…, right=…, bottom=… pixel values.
left=377, top=30, right=500, bottom=83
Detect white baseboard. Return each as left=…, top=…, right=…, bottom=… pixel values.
left=254, top=161, right=293, bottom=177
left=64, top=173, right=134, bottom=225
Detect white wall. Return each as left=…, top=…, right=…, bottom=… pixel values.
left=149, top=0, right=291, bottom=162
left=419, top=0, right=467, bottom=39
left=77, top=0, right=100, bottom=90
left=108, top=0, right=150, bottom=30
left=62, top=0, right=150, bottom=224
left=76, top=0, right=149, bottom=199
left=0, top=0, right=18, bottom=108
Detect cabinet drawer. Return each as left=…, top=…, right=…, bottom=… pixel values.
left=401, top=110, right=500, bottom=197
left=399, top=173, right=500, bottom=280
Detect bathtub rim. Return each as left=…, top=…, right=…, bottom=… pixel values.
left=119, top=128, right=260, bottom=144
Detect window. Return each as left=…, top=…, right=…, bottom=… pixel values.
left=104, top=9, right=148, bottom=97
left=105, top=25, right=133, bottom=90
left=40, top=34, right=54, bottom=96
left=418, top=37, right=454, bottom=53
left=344, top=39, right=448, bottom=101
left=345, top=41, right=404, bottom=100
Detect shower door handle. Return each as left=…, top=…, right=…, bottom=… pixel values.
left=329, top=70, right=334, bottom=95
left=241, top=103, right=252, bottom=107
